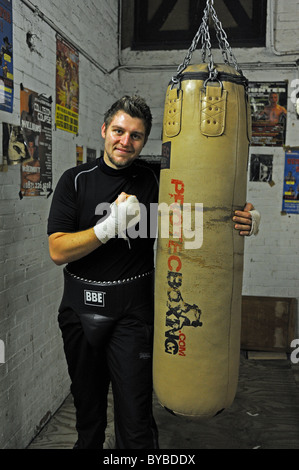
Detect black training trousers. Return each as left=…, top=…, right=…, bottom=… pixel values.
left=58, top=269, right=159, bottom=449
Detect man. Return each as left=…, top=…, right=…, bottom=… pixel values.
left=258, top=91, right=287, bottom=124
left=48, top=95, right=257, bottom=449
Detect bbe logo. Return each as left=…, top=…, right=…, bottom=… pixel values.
left=84, top=290, right=106, bottom=307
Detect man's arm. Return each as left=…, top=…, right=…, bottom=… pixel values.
left=48, top=192, right=141, bottom=266
left=49, top=229, right=102, bottom=266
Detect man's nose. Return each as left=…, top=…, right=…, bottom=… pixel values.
left=120, top=133, right=131, bottom=146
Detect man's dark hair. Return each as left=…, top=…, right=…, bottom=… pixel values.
left=104, top=95, right=152, bottom=141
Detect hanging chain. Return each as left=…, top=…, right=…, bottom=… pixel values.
left=173, top=0, right=211, bottom=82
left=201, top=1, right=215, bottom=75
left=171, top=0, right=243, bottom=86
left=209, top=3, right=242, bottom=74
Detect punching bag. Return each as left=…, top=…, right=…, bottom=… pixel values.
left=153, top=1, right=252, bottom=419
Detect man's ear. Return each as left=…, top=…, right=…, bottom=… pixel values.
left=101, top=123, right=106, bottom=139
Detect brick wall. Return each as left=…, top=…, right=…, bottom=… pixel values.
left=0, top=0, right=119, bottom=449
left=273, top=0, right=299, bottom=53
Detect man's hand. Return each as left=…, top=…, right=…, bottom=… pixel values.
left=233, top=202, right=256, bottom=236
left=94, top=192, right=140, bottom=243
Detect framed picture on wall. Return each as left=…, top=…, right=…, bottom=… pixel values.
left=249, top=154, right=273, bottom=183
left=248, top=81, right=288, bottom=147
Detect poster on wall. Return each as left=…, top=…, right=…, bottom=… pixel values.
left=282, top=148, right=299, bottom=214
left=20, top=86, right=52, bottom=197
left=248, top=82, right=288, bottom=147
left=2, top=123, right=29, bottom=169
left=249, top=154, right=273, bottom=183
left=0, top=0, right=13, bottom=113
left=76, top=144, right=83, bottom=166
left=55, top=34, right=79, bottom=134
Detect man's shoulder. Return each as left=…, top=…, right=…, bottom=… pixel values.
left=64, top=159, right=99, bottom=177
left=60, top=159, right=100, bottom=184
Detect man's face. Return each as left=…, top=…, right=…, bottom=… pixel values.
left=101, top=111, right=146, bottom=169
left=269, top=93, right=278, bottom=105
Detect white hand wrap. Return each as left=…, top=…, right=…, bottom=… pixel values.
left=249, top=209, right=261, bottom=236
left=94, top=195, right=141, bottom=244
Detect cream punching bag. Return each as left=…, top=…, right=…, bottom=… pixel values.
left=153, top=1, right=252, bottom=419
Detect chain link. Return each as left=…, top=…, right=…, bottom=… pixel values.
left=210, top=3, right=242, bottom=73
left=171, top=0, right=243, bottom=86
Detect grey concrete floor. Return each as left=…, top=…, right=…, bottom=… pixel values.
left=27, top=354, right=299, bottom=450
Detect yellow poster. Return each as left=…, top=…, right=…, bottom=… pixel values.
left=76, top=145, right=83, bottom=166
left=56, top=34, right=79, bottom=134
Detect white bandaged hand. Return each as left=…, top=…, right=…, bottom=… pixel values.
left=93, top=193, right=141, bottom=244
left=249, top=209, right=261, bottom=236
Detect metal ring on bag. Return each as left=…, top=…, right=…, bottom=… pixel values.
left=170, top=76, right=182, bottom=91
left=203, top=77, right=223, bottom=96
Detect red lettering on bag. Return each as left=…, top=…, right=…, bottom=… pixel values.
left=168, top=255, right=182, bottom=272
left=169, top=179, right=184, bottom=204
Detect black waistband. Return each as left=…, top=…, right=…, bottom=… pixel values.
left=64, top=267, right=154, bottom=287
